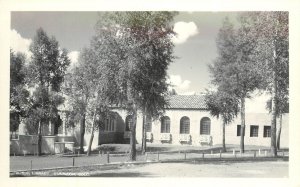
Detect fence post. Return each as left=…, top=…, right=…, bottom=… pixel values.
left=282, top=150, right=284, bottom=157
left=78, top=150, right=80, bottom=156
left=233, top=149, right=236, bottom=158
left=107, top=152, right=110, bottom=163
left=30, top=160, right=33, bottom=176
left=146, top=153, right=148, bottom=161
left=184, top=152, right=187, bottom=160
left=240, top=149, right=242, bottom=157
left=202, top=152, right=204, bottom=159
left=157, top=152, right=160, bottom=161
left=219, top=150, right=222, bottom=159
left=211, top=150, right=213, bottom=155
left=265, top=150, right=267, bottom=157
left=72, top=157, right=75, bottom=166
left=259, top=149, right=261, bottom=156
left=254, top=150, right=256, bottom=158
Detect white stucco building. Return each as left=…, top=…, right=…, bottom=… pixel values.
left=10, top=95, right=289, bottom=155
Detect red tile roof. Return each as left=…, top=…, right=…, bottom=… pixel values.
left=166, top=95, right=207, bottom=109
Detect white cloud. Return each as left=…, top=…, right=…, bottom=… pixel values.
left=68, top=51, right=79, bottom=65
left=246, top=91, right=270, bottom=113
left=172, top=22, right=199, bottom=44
left=168, top=74, right=194, bottom=94
left=10, top=29, right=32, bottom=58
left=181, top=91, right=196, bottom=95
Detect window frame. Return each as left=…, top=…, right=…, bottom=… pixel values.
left=161, top=116, right=170, bottom=133
left=237, top=124, right=245, bottom=136
left=200, top=117, right=211, bottom=135
left=250, top=125, right=259, bottom=137
left=180, top=116, right=190, bottom=134
left=263, top=126, right=271, bottom=138
left=125, top=115, right=133, bottom=131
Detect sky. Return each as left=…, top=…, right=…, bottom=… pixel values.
left=10, top=11, right=270, bottom=112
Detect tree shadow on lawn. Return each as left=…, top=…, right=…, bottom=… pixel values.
left=89, top=171, right=154, bottom=177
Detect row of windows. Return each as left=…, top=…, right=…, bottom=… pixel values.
left=237, top=125, right=271, bottom=137
left=125, top=115, right=211, bottom=135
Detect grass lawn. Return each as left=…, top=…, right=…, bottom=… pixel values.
left=10, top=143, right=288, bottom=173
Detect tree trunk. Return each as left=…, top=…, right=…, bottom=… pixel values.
left=37, top=120, right=42, bottom=156
left=86, top=133, right=94, bottom=156
left=79, top=113, right=86, bottom=154
left=130, top=105, right=137, bottom=161
left=141, top=114, right=146, bottom=154
left=222, top=121, right=226, bottom=152
left=276, top=113, right=282, bottom=150
left=271, top=70, right=278, bottom=157
left=87, top=109, right=97, bottom=156
left=240, top=97, right=245, bottom=153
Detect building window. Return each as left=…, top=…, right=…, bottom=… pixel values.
left=200, top=117, right=211, bottom=135
left=110, top=119, right=114, bottom=131
left=250, top=125, right=259, bottom=137
left=237, top=125, right=246, bottom=136
left=145, top=115, right=152, bottom=132
left=161, top=116, right=170, bottom=133
left=180, top=116, right=190, bottom=134
left=10, top=130, right=19, bottom=140
left=263, top=126, right=271, bottom=137
left=125, top=115, right=133, bottom=131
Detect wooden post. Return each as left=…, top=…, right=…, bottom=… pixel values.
left=72, top=157, right=75, bottom=166
left=202, top=152, right=204, bottom=159
left=30, top=160, right=33, bottom=176
left=78, top=150, right=80, bottom=156
left=254, top=150, right=256, bottom=158
left=184, top=152, right=187, bottom=160
left=265, top=150, right=267, bottom=157
left=219, top=150, right=222, bottom=159
left=99, top=151, right=100, bottom=156
left=107, top=152, right=110, bottom=163
left=259, top=149, right=261, bottom=156
left=157, top=152, right=160, bottom=161
left=211, top=150, right=213, bottom=155
left=240, top=149, right=242, bottom=157
left=14, top=153, right=16, bottom=157
left=282, top=150, right=284, bottom=157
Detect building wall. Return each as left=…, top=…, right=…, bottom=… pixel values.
left=225, top=113, right=289, bottom=148
left=10, top=135, right=56, bottom=155
left=12, top=109, right=288, bottom=155
left=112, top=108, right=289, bottom=148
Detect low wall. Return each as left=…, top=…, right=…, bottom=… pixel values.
left=10, top=135, right=57, bottom=155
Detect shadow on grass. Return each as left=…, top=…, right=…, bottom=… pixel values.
left=90, top=171, right=153, bottom=177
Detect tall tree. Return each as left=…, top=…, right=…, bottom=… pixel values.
left=205, top=90, right=239, bottom=152
left=25, top=28, right=70, bottom=156
left=64, top=48, right=97, bottom=154
left=209, top=17, right=263, bottom=153
left=91, top=12, right=176, bottom=160
left=10, top=50, right=29, bottom=139
left=246, top=12, right=289, bottom=156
